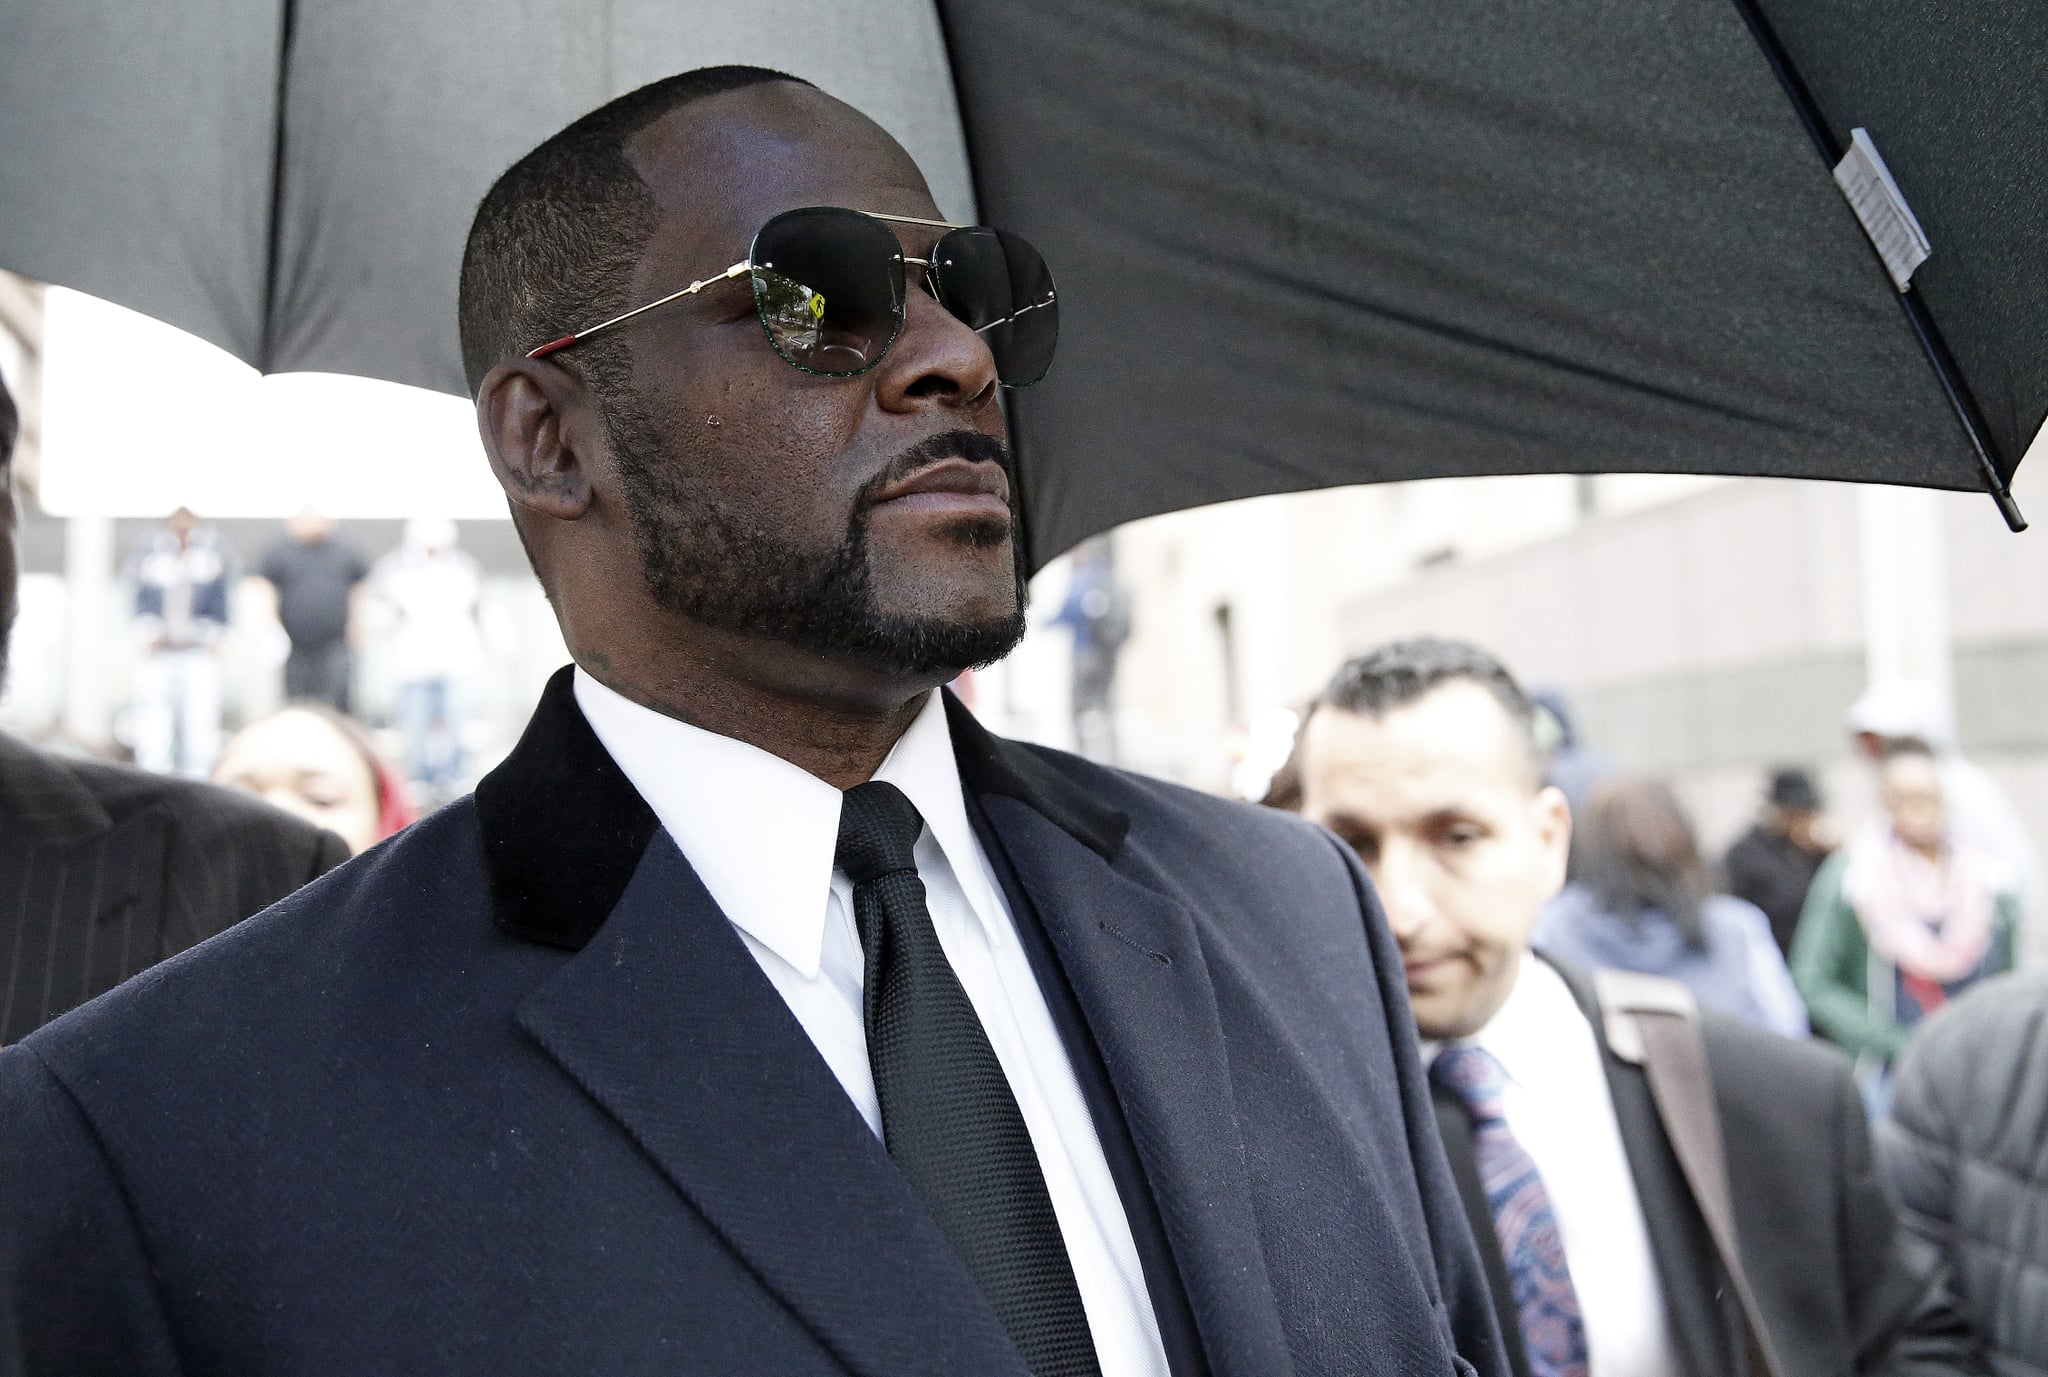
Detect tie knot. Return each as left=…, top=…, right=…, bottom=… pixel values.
left=1431, top=1044, right=1509, bottom=1124
left=836, top=780, right=925, bottom=884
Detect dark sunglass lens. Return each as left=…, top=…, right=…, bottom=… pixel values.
left=750, top=209, right=905, bottom=376
left=930, top=227, right=1058, bottom=387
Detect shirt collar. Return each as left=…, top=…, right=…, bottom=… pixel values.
left=1424, top=951, right=1582, bottom=1092
left=1467, top=952, right=1584, bottom=1091
left=870, top=687, right=1004, bottom=944
left=570, top=669, right=992, bottom=980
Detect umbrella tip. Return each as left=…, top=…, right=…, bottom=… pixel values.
left=1992, top=485, right=2028, bottom=533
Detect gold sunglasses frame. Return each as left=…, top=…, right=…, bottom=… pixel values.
left=524, top=211, right=967, bottom=362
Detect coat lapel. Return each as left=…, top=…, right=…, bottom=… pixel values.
left=482, top=670, right=1025, bottom=1377
left=1550, top=960, right=1733, bottom=1377
left=946, top=691, right=1293, bottom=1376
left=484, top=674, right=1290, bottom=1376
left=515, top=832, right=1028, bottom=1377
left=972, top=795, right=1293, bottom=1375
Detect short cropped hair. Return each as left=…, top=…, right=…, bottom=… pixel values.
left=457, top=65, right=808, bottom=396
left=1313, top=637, right=1543, bottom=772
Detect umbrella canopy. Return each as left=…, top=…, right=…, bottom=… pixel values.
left=950, top=0, right=2043, bottom=558
left=0, top=0, right=977, bottom=386
left=3, top=1, right=2039, bottom=568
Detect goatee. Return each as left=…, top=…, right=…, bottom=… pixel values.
left=606, top=405, right=1028, bottom=678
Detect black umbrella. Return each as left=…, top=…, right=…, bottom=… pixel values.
left=3, top=1, right=2037, bottom=566
left=0, top=1, right=978, bottom=395
left=945, top=0, right=2042, bottom=559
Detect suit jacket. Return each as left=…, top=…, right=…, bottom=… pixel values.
left=0, top=731, right=347, bottom=1045
left=1431, top=958, right=1980, bottom=1377
left=0, top=669, right=1506, bottom=1377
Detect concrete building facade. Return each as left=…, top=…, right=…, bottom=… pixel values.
left=1097, top=454, right=2048, bottom=864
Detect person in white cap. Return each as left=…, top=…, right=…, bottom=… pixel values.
left=1846, top=679, right=2041, bottom=964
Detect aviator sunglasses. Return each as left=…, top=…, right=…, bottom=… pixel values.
left=527, top=206, right=1058, bottom=387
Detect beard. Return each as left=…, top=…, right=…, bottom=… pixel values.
left=604, top=398, right=1028, bottom=679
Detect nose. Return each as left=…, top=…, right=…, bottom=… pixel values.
left=870, top=276, right=999, bottom=415
left=1370, top=839, right=1435, bottom=945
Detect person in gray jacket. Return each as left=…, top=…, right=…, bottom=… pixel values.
left=1879, top=971, right=2048, bottom=1375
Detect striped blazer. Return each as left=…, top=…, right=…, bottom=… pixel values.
left=0, top=732, right=347, bottom=1044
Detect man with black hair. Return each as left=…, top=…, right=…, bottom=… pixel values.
left=1289, top=637, right=1980, bottom=1377
left=1723, top=765, right=1835, bottom=957
left=0, top=72, right=1502, bottom=1377
left=0, top=376, right=346, bottom=1047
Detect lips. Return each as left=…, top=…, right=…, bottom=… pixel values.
left=867, top=457, right=1013, bottom=522
left=1401, top=953, right=1460, bottom=986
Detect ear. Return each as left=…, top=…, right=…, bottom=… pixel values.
left=475, top=357, right=601, bottom=524
left=1532, top=783, right=1572, bottom=899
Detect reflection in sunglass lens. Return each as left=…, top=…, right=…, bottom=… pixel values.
left=750, top=208, right=906, bottom=377
left=929, top=227, right=1058, bottom=387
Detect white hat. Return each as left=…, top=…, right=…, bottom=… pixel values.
left=403, top=516, right=458, bottom=552
left=1846, top=679, right=1953, bottom=747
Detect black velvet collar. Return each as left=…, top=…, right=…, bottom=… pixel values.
left=476, top=667, right=1130, bottom=951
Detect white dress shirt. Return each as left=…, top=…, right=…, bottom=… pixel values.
left=573, top=670, right=1169, bottom=1377
left=1431, top=954, right=1680, bottom=1377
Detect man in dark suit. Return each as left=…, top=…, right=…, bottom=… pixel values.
left=1290, top=638, right=1979, bottom=1377
left=0, top=71, right=1504, bottom=1376
left=0, top=377, right=346, bottom=1046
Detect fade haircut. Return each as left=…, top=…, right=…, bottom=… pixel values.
left=1314, top=637, right=1545, bottom=777
left=457, top=66, right=809, bottom=399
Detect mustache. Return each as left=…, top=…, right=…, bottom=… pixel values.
left=855, top=430, right=1016, bottom=513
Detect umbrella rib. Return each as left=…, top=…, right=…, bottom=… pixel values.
left=258, top=0, right=299, bottom=369
left=1725, top=0, right=2024, bottom=529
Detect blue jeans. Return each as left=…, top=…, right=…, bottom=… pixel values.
left=397, top=677, right=460, bottom=792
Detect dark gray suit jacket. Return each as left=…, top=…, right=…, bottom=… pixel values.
left=0, top=731, right=347, bottom=1044
left=1431, top=958, right=1981, bottom=1377
left=0, top=669, right=1504, bottom=1377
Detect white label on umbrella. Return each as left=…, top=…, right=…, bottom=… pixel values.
left=1833, top=128, right=1931, bottom=292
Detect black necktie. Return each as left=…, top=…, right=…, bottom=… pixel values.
left=836, top=780, right=1102, bottom=1377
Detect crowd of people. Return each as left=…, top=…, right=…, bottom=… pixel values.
left=1519, top=684, right=2031, bottom=1130
left=0, top=64, right=2041, bottom=1377
left=120, top=503, right=484, bottom=833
